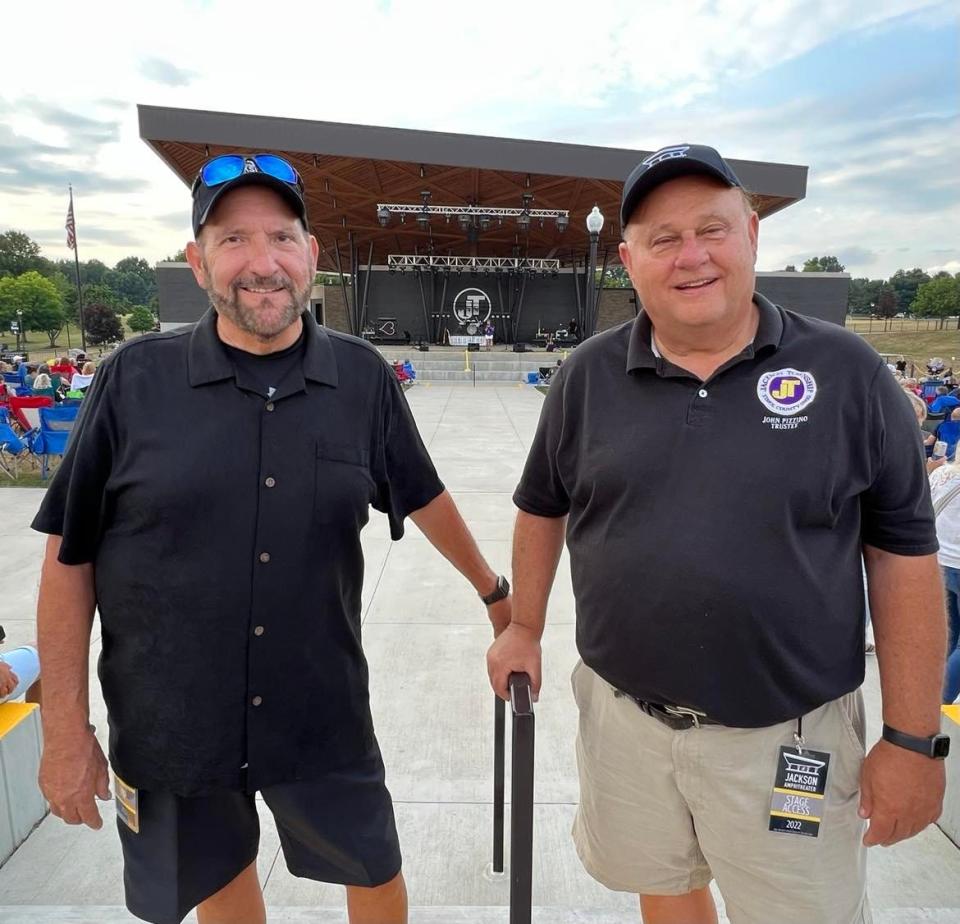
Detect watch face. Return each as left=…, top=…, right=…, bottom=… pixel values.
left=933, top=736, right=951, bottom=759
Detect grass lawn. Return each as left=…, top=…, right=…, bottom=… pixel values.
left=0, top=470, right=49, bottom=488
left=9, top=319, right=142, bottom=365
left=855, top=330, right=959, bottom=373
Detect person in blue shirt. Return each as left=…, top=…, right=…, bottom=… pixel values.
left=927, top=408, right=960, bottom=462
left=929, top=386, right=960, bottom=416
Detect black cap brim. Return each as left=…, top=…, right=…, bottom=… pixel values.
left=620, top=146, right=743, bottom=228
left=192, top=173, right=308, bottom=237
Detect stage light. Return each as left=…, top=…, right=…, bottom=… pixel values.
left=458, top=213, right=471, bottom=232
left=517, top=213, right=530, bottom=231
left=556, top=214, right=569, bottom=232
left=377, top=206, right=390, bottom=227
left=479, top=214, right=491, bottom=231
left=417, top=213, right=430, bottom=230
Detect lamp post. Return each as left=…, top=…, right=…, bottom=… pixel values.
left=15, top=309, right=23, bottom=354
left=584, top=205, right=604, bottom=337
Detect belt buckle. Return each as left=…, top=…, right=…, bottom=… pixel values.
left=662, top=704, right=707, bottom=729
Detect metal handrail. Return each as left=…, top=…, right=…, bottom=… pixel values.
left=493, top=671, right=536, bottom=924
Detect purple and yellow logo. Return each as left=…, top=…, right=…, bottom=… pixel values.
left=757, top=368, right=817, bottom=416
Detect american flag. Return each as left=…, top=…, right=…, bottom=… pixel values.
left=66, top=188, right=77, bottom=250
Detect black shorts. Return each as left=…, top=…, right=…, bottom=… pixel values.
left=117, top=753, right=402, bottom=924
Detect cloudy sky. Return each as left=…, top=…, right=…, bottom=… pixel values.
left=1, top=0, right=957, bottom=278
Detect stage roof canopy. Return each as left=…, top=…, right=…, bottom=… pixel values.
left=139, top=105, right=808, bottom=272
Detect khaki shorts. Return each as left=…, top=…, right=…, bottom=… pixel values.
left=571, top=661, right=872, bottom=924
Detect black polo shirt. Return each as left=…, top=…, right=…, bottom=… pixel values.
left=514, top=293, right=937, bottom=727
left=32, top=309, right=444, bottom=795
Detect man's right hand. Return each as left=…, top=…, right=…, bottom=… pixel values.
left=39, top=726, right=111, bottom=829
left=486, top=623, right=542, bottom=702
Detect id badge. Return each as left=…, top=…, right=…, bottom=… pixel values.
left=768, top=745, right=830, bottom=838
left=114, top=773, right=140, bottom=834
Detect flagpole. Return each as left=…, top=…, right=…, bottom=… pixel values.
left=67, top=185, right=87, bottom=352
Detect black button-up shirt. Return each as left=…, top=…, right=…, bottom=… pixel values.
left=514, top=294, right=937, bottom=727
left=33, top=310, right=444, bottom=795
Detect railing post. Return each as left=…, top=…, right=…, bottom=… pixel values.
left=493, top=695, right=505, bottom=873
left=509, top=672, right=535, bottom=924
left=492, top=672, right=536, bottom=923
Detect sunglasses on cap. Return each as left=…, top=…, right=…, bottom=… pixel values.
left=192, top=153, right=303, bottom=194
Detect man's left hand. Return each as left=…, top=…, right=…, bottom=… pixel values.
left=487, top=595, right=512, bottom=638
left=859, top=738, right=945, bottom=847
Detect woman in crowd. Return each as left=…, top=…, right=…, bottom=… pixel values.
left=30, top=372, right=59, bottom=401
left=49, top=356, right=75, bottom=378
left=924, top=408, right=960, bottom=463
left=70, top=361, right=96, bottom=392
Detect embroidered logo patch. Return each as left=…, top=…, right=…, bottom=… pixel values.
left=642, top=144, right=690, bottom=168
left=757, top=368, right=817, bottom=416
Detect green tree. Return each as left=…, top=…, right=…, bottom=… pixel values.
left=127, top=304, right=157, bottom=334
left=164, top=248, right=187, bottom=262
left=0, top=230, right=51, bottom=278
left=911, top=275, right=960, bottom=328
left=0, top=271, right=66, bottom=346
left=0, top=276, right=18, bottom=327
left=602, top=266, right=632, bottom=288
left=846, top=277, right=883, bottom=315
left=82, top=259, right=110, bottom=286
left=784, top=264, right=797, bottom=272
left=114, top=270, right=150, bottom=305
left=115, top=256, right=153, bottom=282
left=84, top=302, right=124, bottom=345
left=888, top=268, right=930, bottom=315
left=64, top=282, right=124, bottom=323
left=803, top=255, right=846, bottom=273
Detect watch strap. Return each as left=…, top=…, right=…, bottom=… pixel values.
left=882, top=723, right=950, bottom=759
left=480, top=575, right=509, bottom=606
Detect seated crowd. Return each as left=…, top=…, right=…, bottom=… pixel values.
left=890, top=361, right=960, bottom=706
left=1, top=353, right=98, bottom=402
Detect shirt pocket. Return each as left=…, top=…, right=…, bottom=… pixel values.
left=314, top=440, right=376, bottom=526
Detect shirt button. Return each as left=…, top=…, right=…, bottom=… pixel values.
left=265, top=402, right=275, bottom=412
left=698, top=388, right=708, bottom=398
left=259, top=551, right=271, bottom=563
left=264, top=476, right=276, bottom=488
left=251, top=695, right=263, bottom=706
left=253, top=625, right=265, bottom=636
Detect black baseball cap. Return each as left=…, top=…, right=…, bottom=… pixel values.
left=620, top=144, right=743, bottom=228
left=191, top=153, right=308, bottom=237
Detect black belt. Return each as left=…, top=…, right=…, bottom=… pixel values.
left=616, top=691, right=723, bottom=730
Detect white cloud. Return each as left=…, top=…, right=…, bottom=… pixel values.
left=926, top=260, right=960, bottom=275
left=0, top=0, right=956, bottom=273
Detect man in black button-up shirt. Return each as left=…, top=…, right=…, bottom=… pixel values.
left=33, top=154, right=510, bottom=924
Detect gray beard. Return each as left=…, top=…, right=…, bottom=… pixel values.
left=206, top=273, right=310, bottom=342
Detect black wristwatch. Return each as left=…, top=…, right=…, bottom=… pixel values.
left=882, top=723, right=950, bottom=760
left=480, top=575, right=510, bottom=606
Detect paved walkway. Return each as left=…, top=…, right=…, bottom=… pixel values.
left=1, top=383, right=958, bottom=922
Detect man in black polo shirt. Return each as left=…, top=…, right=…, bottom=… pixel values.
left=33, top=153, right=512, bottom=924
left=487, top=144, right=948, bottom=923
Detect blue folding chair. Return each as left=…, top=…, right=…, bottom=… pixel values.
left=32, top=405, right=80, bottom=480
left=0, top=407, right=28, bottom=479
